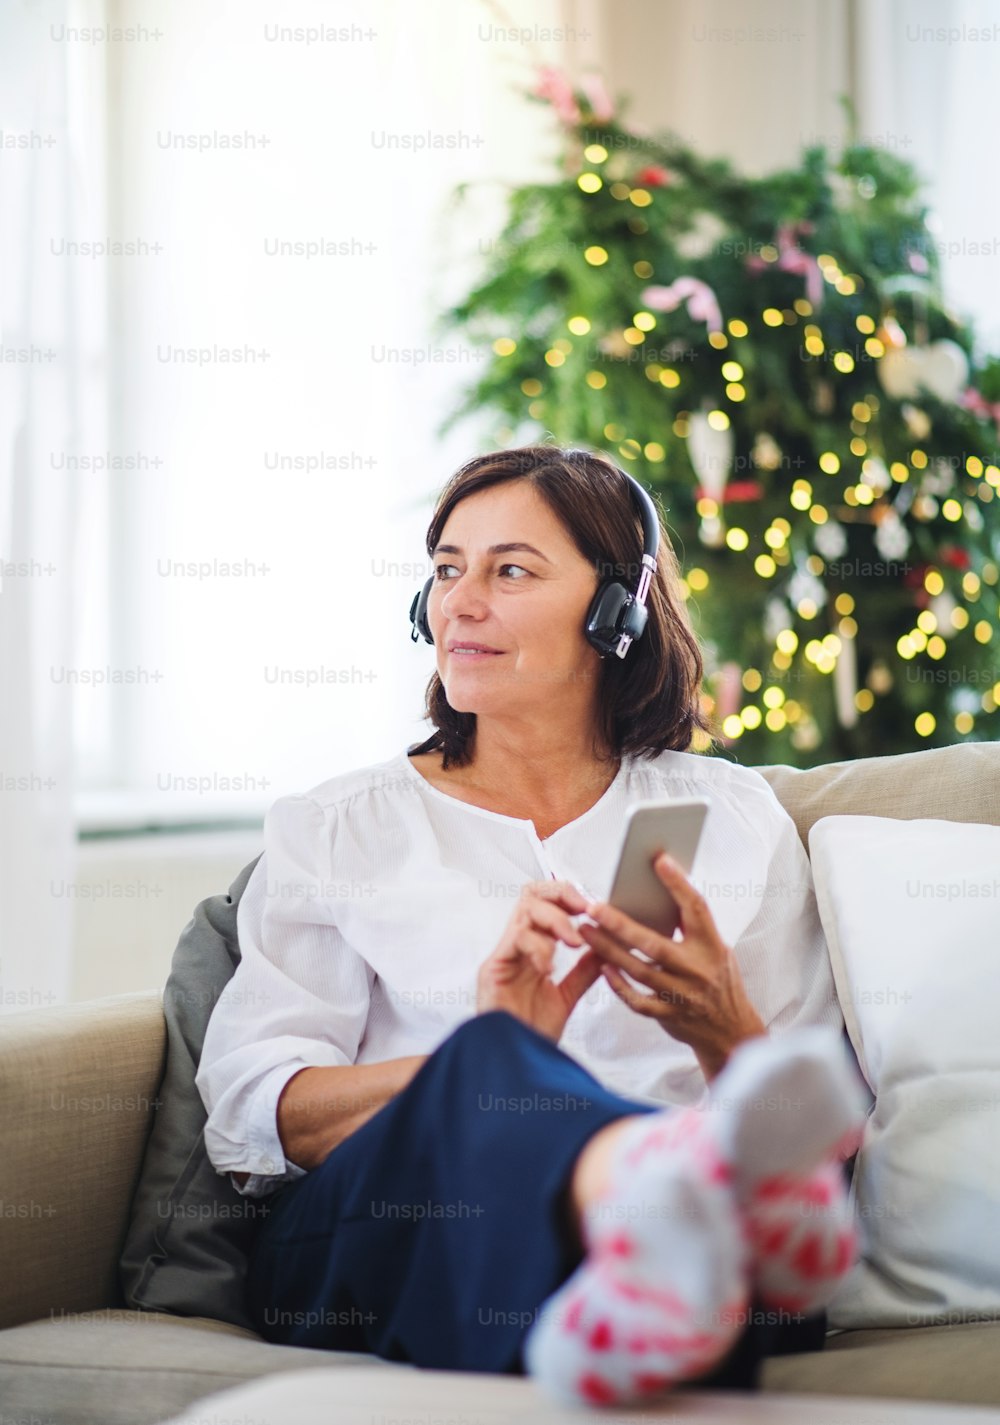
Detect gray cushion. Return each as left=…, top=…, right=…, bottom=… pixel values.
left=0, top=1311, right=392, bottom=1425
left=118, top=855, right=262, bottom=1329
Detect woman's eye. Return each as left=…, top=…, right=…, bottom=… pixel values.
left=433, top=563, right=529, bottom=580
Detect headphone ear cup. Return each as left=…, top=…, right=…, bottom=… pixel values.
left=584, top=580, right=631, bottom=656
left=409, top=577, right=435, bottom=644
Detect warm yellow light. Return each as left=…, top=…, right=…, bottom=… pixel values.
left=798, top=599, right=818, bottom=619
left=897, top=636, right=916, bottom=659
left=708, top=331, right=729, bottom=349
left=726, top=383, right=746, bottom=401
left=819, top=452, right=840, bottom=474
left=567, top=316, right=591, bottom=335
left=855, top=689, right=875, bottom=712
left=740, top=705, right=763, bottom=729
left=754, top=554, right=776, bottom=577
left=584, top=143, right=608, bottom=162
left=584, top=245, right=608, bottom=265
left=687, top=567, right=709, bottom=591
left=966, top=456, right=984, bottom=477
left=835, top=593, right=855, bottom=614
left=633, top=311, right=656, bottom=331
left=726, top=527, right=749, bottom=551
left=951, top=606, right=970, bottom=630
left=633, top=259, right=654, bottom=278
left=924, top=570, right=945, bottom=596
left=696, top=497, right=719, bottom=517
left=865, top=337, right=885, bottom=358
left=833, top=352, right=855, bottom=373
left=722, top=715, right=744, bottom=738
left=916, top=610, right=938, bottom=634
left=764, top=526, right=786, bottom=548
left=942, top=499, right=962, bottom=522
left=772, top=649, right=792, bottom=670
left=721, top=361, right=744, bottom=381
left=915, top=712, right=936, bottom=737
left=623, top=327, right=644, bottom=345
left=544, top=349, right=565, bottom=367
left=629, top=188, right=652, bottom=206
left=762, top=308, right=784, bottom=327
left=955, top=711, right=974, bottom=734
left=850, top=437, right=867, bottom=457
left=659, top=368, right=680, bottom=388
left=927, top=636, right=947, bottom=659
left=911, top=449, right=928, bottom=469
left=707, top=409, right=730, bottom=430
left=909, top=629, right=928, bottom=652
left=742, top=668, right=762, bottom=691
left=809, top=504, right=828, bottom=524
left=728, top=319, right=749, bottom=338
left=644, top=442, right=665, bottom=461
left=856, top=315, right=876, bottom=334
left=776, top=629, right=798, bottom=654
left=578, top=173, right=603, bottom=193
left=804, top=335, right=824, bottom=356
left=521, top=378, right=542, bottom=396
left=974, top=620, right=992, bottom=643
left=852, top=401, right=872, bottom=421
left=585, top=370, right=607, bottom=389
left=838, top=616, right=858, bottom=637
left=765, top=707, right=787, bottom=731
left=762, top=685, right=785, bottom=709
left=963, top=572, right=982, bottom=599
left=890, top=462, right=909, bottom=482
left=493, top=337, right=516, bottom=356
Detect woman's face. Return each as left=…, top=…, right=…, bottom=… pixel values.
left=427, top=481, right=604, bottom=718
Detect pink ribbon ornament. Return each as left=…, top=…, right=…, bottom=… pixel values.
left=746, top=223, right=824, bottom=309
left=642, top=277, right=723, bottom=334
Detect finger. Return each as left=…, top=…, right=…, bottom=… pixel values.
left=556, top=948, right=603, bottom=1006
left=523, top=879, right=588, bottom=914
left=579, top=920, right=677, bottom=990
left=527, top=898, right=585, bottom=948
left=600, top=963, right=663, bottom=1019
left=581, top=895, right=673, bottom=960
left=652, top=853, right=715, bottom=933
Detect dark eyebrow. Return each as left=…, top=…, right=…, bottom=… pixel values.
left=432, top=542, right=553, bottom=565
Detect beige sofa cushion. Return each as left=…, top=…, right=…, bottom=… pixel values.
left=757, top=742, right=1000, bottom=847
left=0, top=1311, right=395, bottom=1425
left=0, top=993, right=165, bottom=1331
left=763, top=1321, right=1000, bottom=1406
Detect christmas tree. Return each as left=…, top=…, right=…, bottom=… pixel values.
left=437, top=67, right=1000, bottom=766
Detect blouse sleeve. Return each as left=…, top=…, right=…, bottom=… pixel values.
left=721, top=772, right=842, bottom=1037
left=195, top=793, right=374, bottom=1197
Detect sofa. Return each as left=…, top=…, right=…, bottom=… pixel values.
left=2, top=742, right=1000, bottom=1425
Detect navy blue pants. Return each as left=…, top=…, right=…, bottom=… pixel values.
left=245, top=1010, right=826, bottom=1381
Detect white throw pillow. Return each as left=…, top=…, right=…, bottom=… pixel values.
left=808, top=814, right=1000, bottom=1330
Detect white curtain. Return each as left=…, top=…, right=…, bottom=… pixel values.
left=0, top=1, right=104, bottom=1011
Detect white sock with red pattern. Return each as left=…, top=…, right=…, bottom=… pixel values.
left=523, top=1028, right=866, bottom=1406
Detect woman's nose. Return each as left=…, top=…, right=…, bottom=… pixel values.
left=439, top=571, right=489, bottom=621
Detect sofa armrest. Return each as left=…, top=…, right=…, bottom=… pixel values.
left=0, top=991, right=166, bottom=1329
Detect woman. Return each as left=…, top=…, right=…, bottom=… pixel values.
left=196, top=445, right=862, bottom=1405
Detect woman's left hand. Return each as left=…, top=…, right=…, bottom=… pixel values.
left=579, top=851, right=767, bottom=1080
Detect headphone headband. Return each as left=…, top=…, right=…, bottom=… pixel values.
left=408, top=463, right=660, bottom=661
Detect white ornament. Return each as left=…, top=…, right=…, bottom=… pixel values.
left=813, top=519, right=848, bottom=560
left=874, top=511, right=911, bottom=561
left=788, top=567, right=827, bottom=610
left=687, top=412, right=734, bottom=500
left=764, top=598, right=791, bottom=642
left=674, top=212, right=729, bottom=261
left=860, top=457, right=891, bottom=493
left=922, top=459, right=956, bottom=496
left=878, top=340, right=969, bottom=404
left=929, top=590, right=959, bottom=637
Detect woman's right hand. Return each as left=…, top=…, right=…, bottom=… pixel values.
left=476, top=879, right=604, bottom=1041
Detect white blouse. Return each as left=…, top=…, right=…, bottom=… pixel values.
left=196, top=747, right=842, bottom=1197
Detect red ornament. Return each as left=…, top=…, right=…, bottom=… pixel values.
left=636, top=165, right=670, bottom=188
left=939, top=544, right=971, bottom=570
left=694, top=481, right=764, bottom=503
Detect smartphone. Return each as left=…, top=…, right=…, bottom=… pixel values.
left=605, top=797, right=710, bottom=938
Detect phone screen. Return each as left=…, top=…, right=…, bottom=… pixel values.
left=605, top=797, right=710, bottom=938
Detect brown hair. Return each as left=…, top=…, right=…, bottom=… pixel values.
left=409, top=445, right=713, bottom=768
